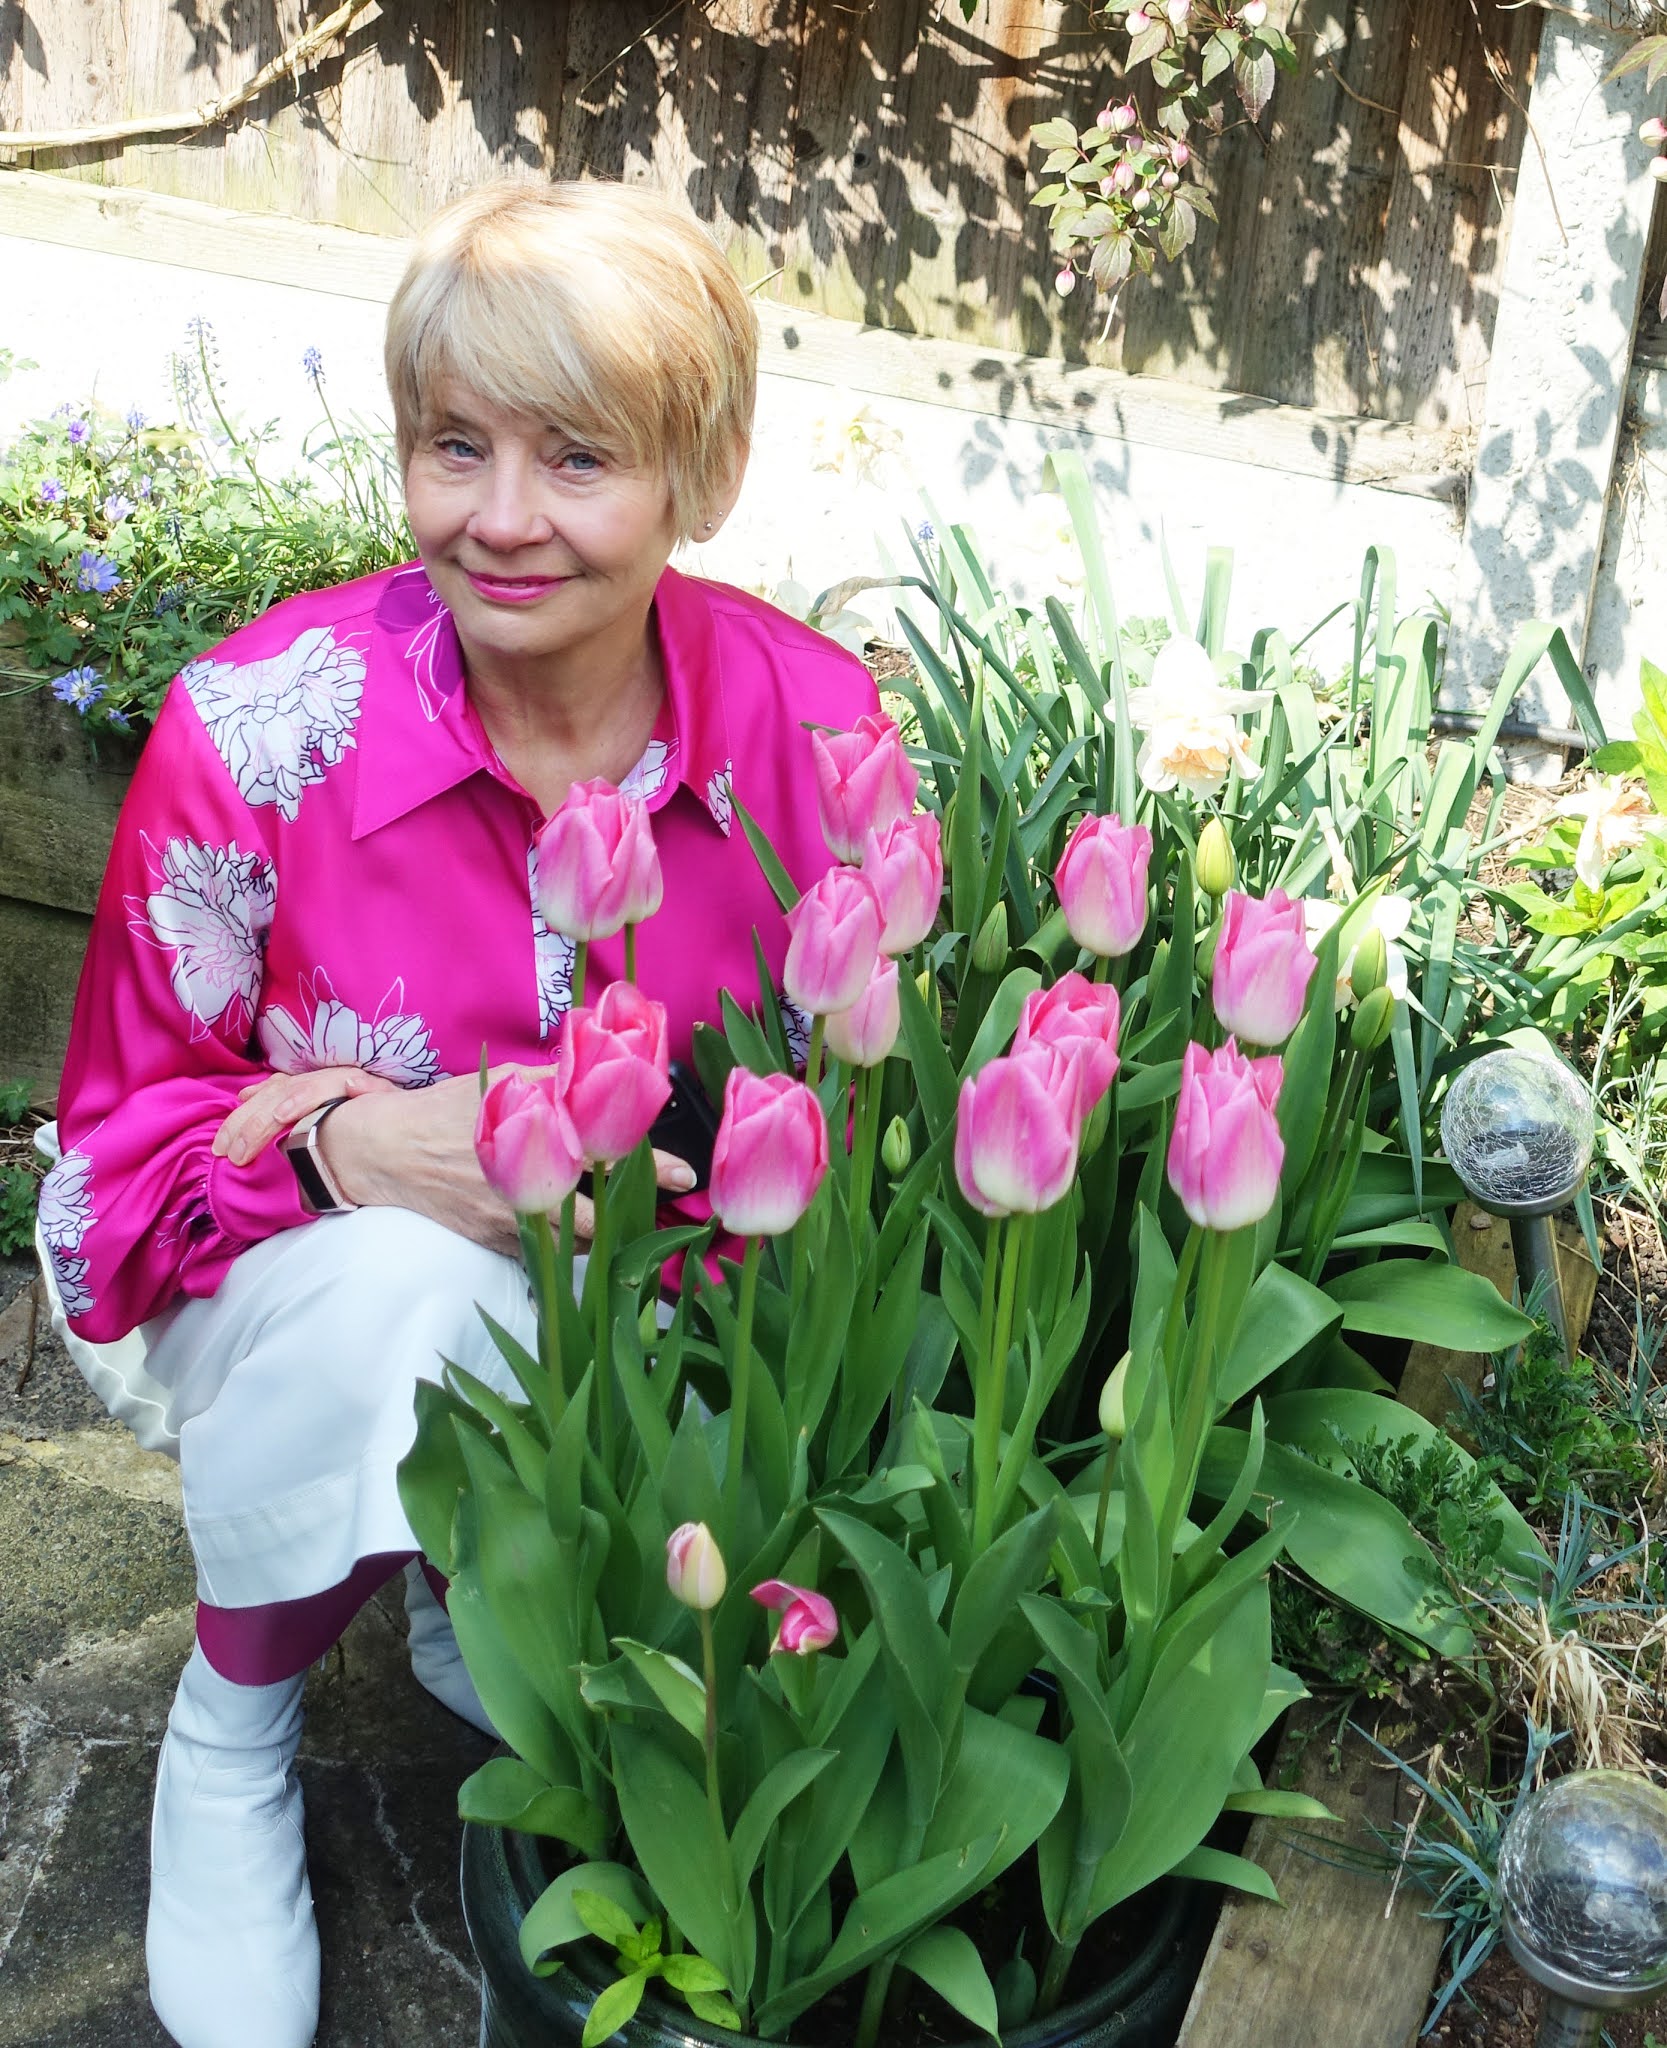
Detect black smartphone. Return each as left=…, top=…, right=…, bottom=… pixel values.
left=579, top=1059, right=721, bottom=1197
left=647, top=1059, right=721, bottom=1192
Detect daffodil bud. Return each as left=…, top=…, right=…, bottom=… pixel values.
left=881, top=1114, right=913, bottom=1179
left=1196, top=818, right=1236, bottom=899
left=971, top=903, right=1009, bottom=974
left=1098, top=1354, right=1133, bottom=1439
left=1350, top=926, right=1388, bottom=1003
left=1350, top=985, right=1395, bottom=1053
left=1079, top=1091, right=1112, bottom=1162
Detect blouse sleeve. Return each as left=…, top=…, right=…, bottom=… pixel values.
left=41, top=680, right=313, bottom=1342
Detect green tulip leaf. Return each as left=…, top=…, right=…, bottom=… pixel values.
left=899, top=1926, right=1001, bottom=2039
left=1216, top=1261, right=1340, bottom=1410
left=518, top=1862, right=653, bottom=1975
left=457, top=1757, right=607, bottom=1856
left=1322, top=1257, right=1533, bottom=1350
left=1171, top=1845, right=1282, bottom=1901
left=730, top=1749, right=837, bottom=1895
left=613, top=1639, right=709, bottom=1746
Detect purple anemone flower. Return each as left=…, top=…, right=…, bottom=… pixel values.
left=39, top=478, right=65, bottom=505
left=67, top=419, right=91, bottom=446
left=51, top=666, right=104, bottom=712
left=77, top=552, right=120, bottom=595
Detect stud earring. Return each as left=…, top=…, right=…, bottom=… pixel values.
left=702, top=519, right=715, bottom=532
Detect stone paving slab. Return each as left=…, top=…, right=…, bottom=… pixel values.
left=0, top=1255, right=494, bottom=2046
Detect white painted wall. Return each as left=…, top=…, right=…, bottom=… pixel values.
left=0, top=224, right=1502, bottom=699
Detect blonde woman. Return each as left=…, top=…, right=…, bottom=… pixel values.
left=39, top=180, right=877, bottom=2048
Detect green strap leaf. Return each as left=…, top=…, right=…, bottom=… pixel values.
left=899, top=1925, right=1001, bottom=2039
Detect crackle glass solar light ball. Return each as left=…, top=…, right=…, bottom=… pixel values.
left=1438, top=1048, right=1594, bottom=1217
left=1499, top=1772, right=1667, bottom=2009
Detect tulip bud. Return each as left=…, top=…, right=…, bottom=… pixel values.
left=1350, top=926, right=1389, bottom=1003
left=1167, top=1038, right=1285, bottom=1232
left=971, top=903, right=1009, bottom=973
left=1055, top=266, right=1077, bottom=298
left=1196, top=818, right=1236, bottom=898
left=1350, top=985, right=1396, bottom=1053
left=1641, top=115, right=1667, bottom=145
left=1212, top=889, right=1318, bottom=1047
left=881, top=1114, right=913, bottom=1179
left=666, top=1522, right=726, bottom=1610
left=1098, top=1353, right=1133, bottom=1438
left=751, top=1578, right=839, bottom=1655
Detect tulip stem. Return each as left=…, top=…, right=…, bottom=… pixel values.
left=524, top=1210, right=565, bottom=1428
left=571, top=939, right=588, bottom=1008
left=805, top=1013, right=826, bottom=1090
left=1297, top=1046, right=1367, bottom=1282
left=699, top=1605, right=746, bottom=2026
left=722, top=1235, right=763, bottom=1556
left=1092, top=1436, right=1119, bottom=1565
left=970, top=1218, right=1002, bottom=1547
left=849, top=1065, right=880, bottom=1233
left=973, top=1215, right=1028, bottom=1552
left=623, top=922, right=637, bottom=985
left=590, top=1160, right=617, bottom=1470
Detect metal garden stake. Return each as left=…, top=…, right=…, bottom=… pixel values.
left=1499, top=1771, right=1667, bottom=2046
left=1438, top=1048, right=1594, bottom=1364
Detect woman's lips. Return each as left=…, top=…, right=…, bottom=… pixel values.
left=463, top=570, right=569, bottom=604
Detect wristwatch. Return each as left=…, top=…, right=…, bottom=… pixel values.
left=281, top=1096, right=357, bottom=1213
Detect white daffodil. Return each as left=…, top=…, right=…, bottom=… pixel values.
left=1303, top=893, right=1413, bottom=1010
left=808, top=390, right=902, bottom=483
left=1124, top=636, right=1271, bottom=798
left=1012, top=491, right=1086, bottom=590
left=1552, top=775, right=1665, bottom=892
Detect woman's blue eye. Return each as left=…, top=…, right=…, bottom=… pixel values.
left=563, top=449, right=602, bottom=473
left=437, top=435, right=479, bottom=460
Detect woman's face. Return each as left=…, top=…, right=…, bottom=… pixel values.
left=404, top=381, right=682, bottom=685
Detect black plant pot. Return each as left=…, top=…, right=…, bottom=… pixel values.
left=461, top=1821, right=1210, bottom=2048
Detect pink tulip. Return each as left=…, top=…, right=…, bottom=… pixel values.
left=1054, top=814, right=1153, bottom=959
left=474, top=1070, right=585, bottom=1213
left=559, top=981, right=672, bottom=1163
left=533, top=779, right=663, bottom=942
left=811, top=713, right=919, bottom=862
left=667, top=1522, right=727, bottom=1610
left=750, top=1578, right=839, bottom=1655
left=824, top=956, right=900, bottom=1069
left=859, top=812, right=943, bottom=954
left=953, top=1048, right=1081, bottom=1219
left=783, top=867, right=884, bottom=1016
left=1166, top=1038, right=1285, bottom=1232
left=1212, top=888, right=1318, bottom=1047
left=1014, top=972, right=1121, bottom=1120
left=709, top=1068, right=829, bottom=1237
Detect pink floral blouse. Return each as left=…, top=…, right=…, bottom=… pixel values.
left=41, top=563, right=878, bottom=1342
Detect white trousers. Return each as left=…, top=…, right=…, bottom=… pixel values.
left=40, top=1181, right=538, bottom=1610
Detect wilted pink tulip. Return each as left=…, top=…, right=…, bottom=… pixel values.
left=860, top=813, right=943, bottom=954
left=1014, top=972, right=1121, bottom=1120
left=709, top=1068, right=829, bottom=1237
left=1212, top=888, right=1318, bottom=1047
left=824, top=956, right=900, bottom=1069
left=1054, top=813, right=1153, bottom=959
left=559, top=981, right=672, bottom=1164
left=783, top=866, right=884, bottom=1016
left=474, top=1070, right=585, bottom=1213
left=810, top=714, right=918, bottom=862
left=666, top=1522, right=726, bottom=1611
left=953, top=1049, right=1080, bottom=1219
left=750, top=1579, right=839, bottom=1655
left=533, top=779, right=662, bottom=943
left=1167, top=1038, right=1284, bottom=1232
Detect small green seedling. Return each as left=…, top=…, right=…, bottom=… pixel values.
left=569, top=1890, right=740, bottom=2047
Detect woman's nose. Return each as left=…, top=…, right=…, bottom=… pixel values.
left=466, top=454, right=553, bottom=552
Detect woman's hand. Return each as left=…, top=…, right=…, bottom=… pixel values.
left=212, top=1065, right=398, bottom=1167
left=310, top=1067, right=697, bottom=1258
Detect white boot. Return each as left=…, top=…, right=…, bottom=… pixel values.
left=404, top=1561, right=497, bottom=1737
left=147, top=1644, right=319, bottom=2048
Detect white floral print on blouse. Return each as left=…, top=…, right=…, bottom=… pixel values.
left=258, top=971, right=442, bottom=1087
left=181, top=626, right=366, bottom=820
left=706, top=760, right=734, bottom=836
left=528, top=843, right=576, bottom=1041
left=38, top=1148, right=97, bottom=1317
left=137, top=836, right=276, bottom=1039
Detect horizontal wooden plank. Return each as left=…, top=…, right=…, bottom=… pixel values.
left=0, top=895, right=94, bottom=1097
left=2, top=169, right=1464, bottom=498
left=0, top=682, right=139, bottom=915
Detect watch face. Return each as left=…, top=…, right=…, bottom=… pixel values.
left=286, top=1137, right=339, bottom=1212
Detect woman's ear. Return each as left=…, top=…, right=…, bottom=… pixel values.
left=696, top=437, right=749, bottom=541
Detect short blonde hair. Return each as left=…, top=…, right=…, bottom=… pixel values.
left=386, top=180, right=757, bottom=541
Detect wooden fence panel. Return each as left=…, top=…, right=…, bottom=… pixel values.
left=1, top=0, right=1536, bottom=427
